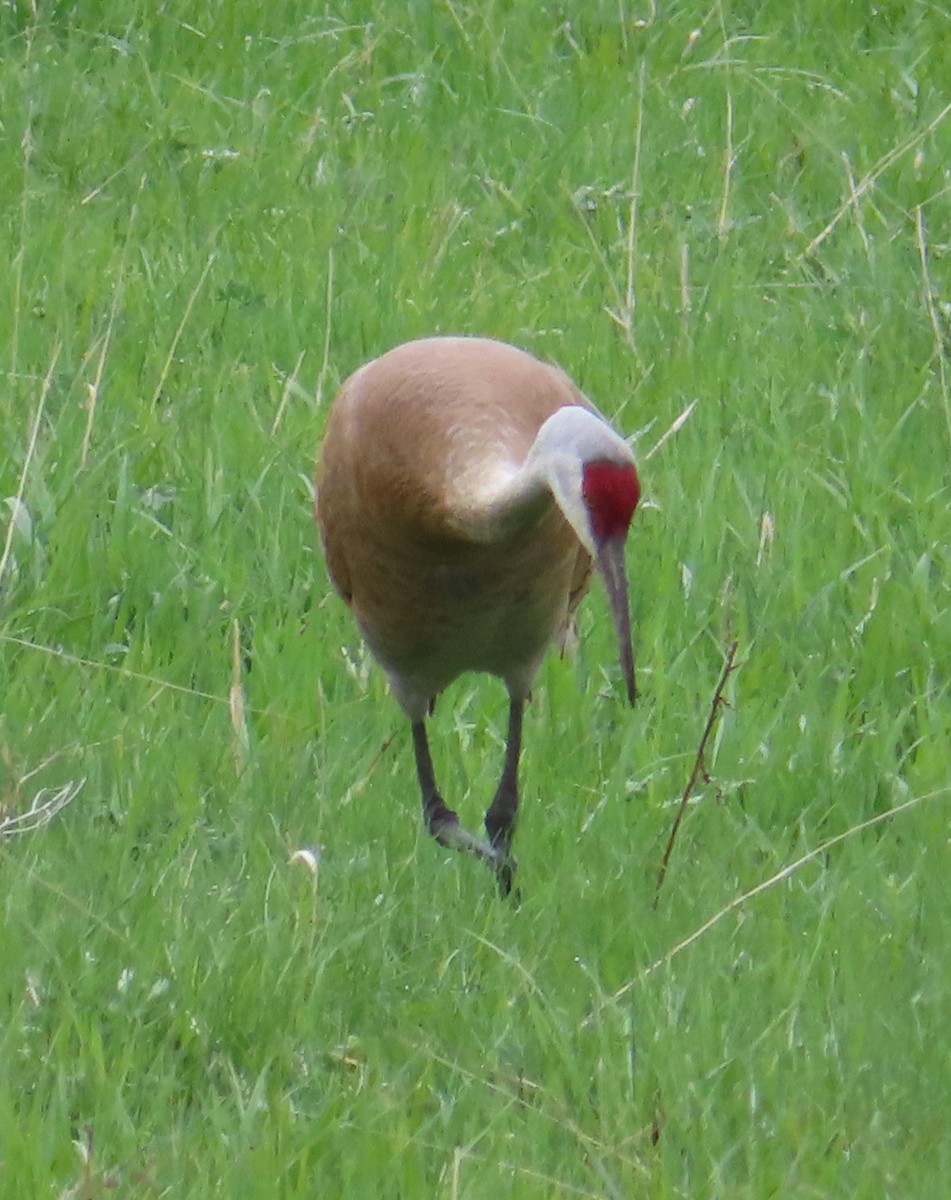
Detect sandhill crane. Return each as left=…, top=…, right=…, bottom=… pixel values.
left=315, top=336, right=640, bottom=895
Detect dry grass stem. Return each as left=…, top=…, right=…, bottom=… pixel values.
left=647, top=784, right=951, bottom=977
left=271, top=348, right=307, bottom=436
left=804, top=98, right=951, bottom=257
left=229, top=619, right=250, bottom=775
left=0, top=778, right=84, bottom=840
left=0, top=345, right=61, bottom=593
left=149, top=251, right=217, bottom=409
left=314, top=246, right=336, bottom=411
left=653, top=639, right=740, bottom=906
left=644, top=399, right=698, bottom=461
left=914, top=204, right=951, bottom=453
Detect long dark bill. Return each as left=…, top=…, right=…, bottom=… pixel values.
left=596, top=535, right=637, bottom=706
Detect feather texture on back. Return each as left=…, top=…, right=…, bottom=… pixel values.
left=316, top=337, right=601, bottom=715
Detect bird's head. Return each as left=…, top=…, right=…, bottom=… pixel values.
left=531, top=406, right=641, bottom=705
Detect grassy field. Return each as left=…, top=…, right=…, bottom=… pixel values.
left=2, top=0, right=950, bottom=1195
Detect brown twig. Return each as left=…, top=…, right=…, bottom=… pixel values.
left=653, top=639, right=739, bottom=908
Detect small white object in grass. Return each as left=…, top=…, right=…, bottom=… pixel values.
left=148, top=977, right=171, bottom=1001
left=756, top=511, right=775, bottom=567
left=25, top=971, right=42, bottom=1007
left=289, top=846, right=321, bottom=875
left=4, top=496, right=33, bottom=541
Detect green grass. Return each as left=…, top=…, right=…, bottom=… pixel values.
left=2, top=0, right=950, bottom=1195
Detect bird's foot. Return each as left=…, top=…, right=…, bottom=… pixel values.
left=483, top=809, right=518, bottom=900
left=486, top=831, right=518, bottom=900
left=432, top=812, right=508, bottom=865
left=427, top=809, right=517, bottom=894
left=493, top=854, right=520, bottom=902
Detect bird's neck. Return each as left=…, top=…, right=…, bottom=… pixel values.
left=444, top=406, right=635, bottom=550
left=446, top=458, right=556, bottom=545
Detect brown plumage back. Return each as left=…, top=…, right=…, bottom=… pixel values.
left=316, top=336, right=595, bottom=699
left=318, top=337, right=586, bottom=580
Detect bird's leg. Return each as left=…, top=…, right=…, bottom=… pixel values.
left=483, top=697, right=524, bottom=896
left=411, top=719, right=455, bottom=836
left=410, top=720, right=504, bottom=869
